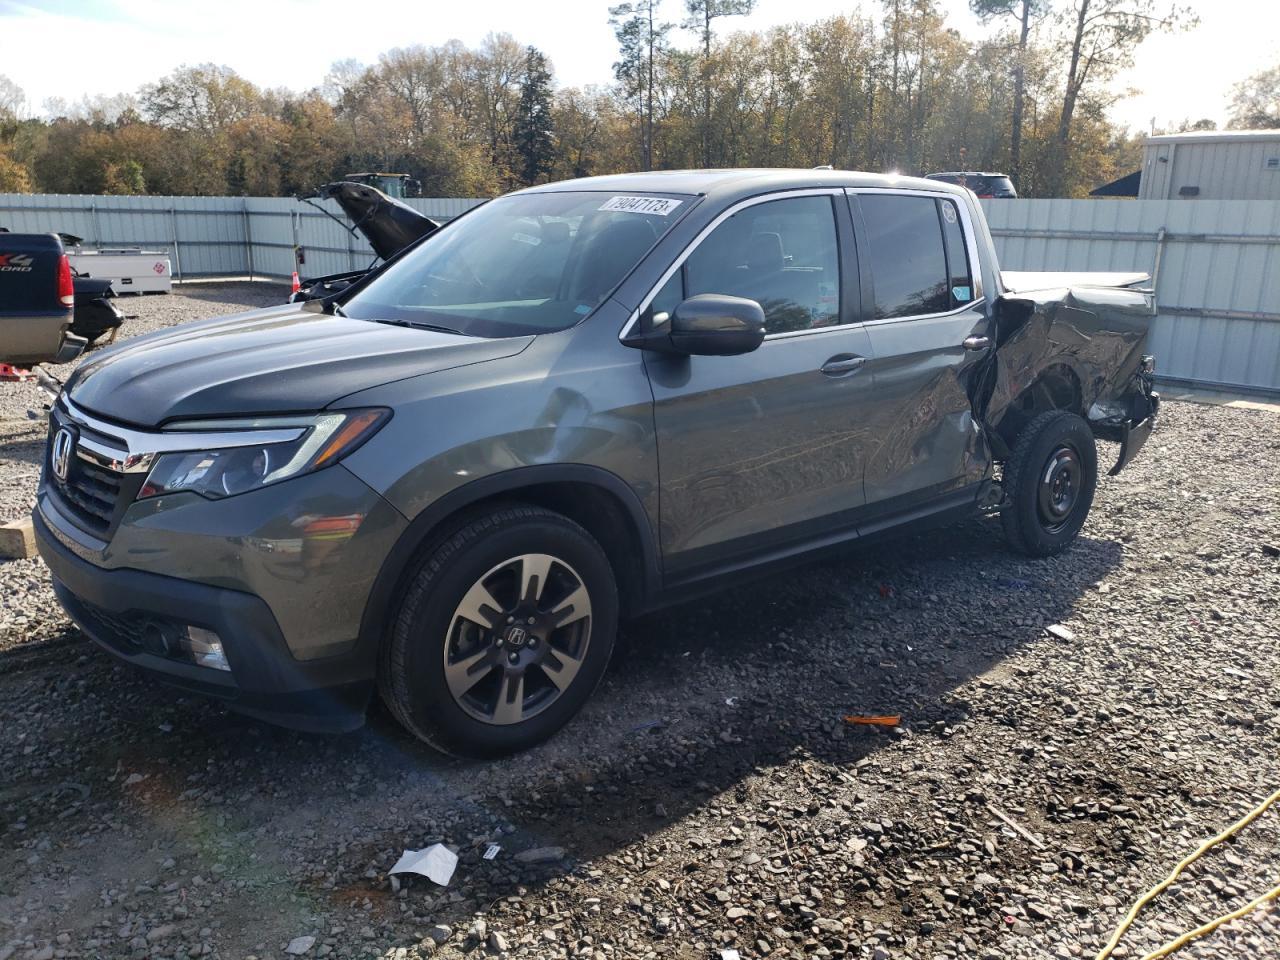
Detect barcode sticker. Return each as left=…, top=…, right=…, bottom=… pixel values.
left=599, top=196, right=683, bottom=216
left=483, top=844, right=501, bottom=860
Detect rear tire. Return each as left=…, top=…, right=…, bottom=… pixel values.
left=379, top=505, right=618, bottom=758
left=1000, top=410, right=1097, bottom=557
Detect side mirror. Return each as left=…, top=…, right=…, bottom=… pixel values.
left=627, top=294, right=765, bottom=356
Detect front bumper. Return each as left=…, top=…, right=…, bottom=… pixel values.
left=35, top=510, right=376, bottom=732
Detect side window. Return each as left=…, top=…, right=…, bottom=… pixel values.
left=644, top=270, right=683, bottom=328
left=858, top=194, right=949, bottom=319
left=939, top=199, right=974, bottom=308
left=684, top=196, right=840, bottom=335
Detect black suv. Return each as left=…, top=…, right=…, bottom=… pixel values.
left=926, top=172, right=1018, bottom=199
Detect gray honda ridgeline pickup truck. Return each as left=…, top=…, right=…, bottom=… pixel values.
left=35, top=170, right=1158, bottom=757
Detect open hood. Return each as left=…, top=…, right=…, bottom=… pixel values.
left=313, top=181, right=441, bottom=261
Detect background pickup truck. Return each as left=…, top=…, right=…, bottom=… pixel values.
left=0, top=231, right=84, bottom=366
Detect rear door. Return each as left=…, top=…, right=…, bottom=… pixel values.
left=847, top=189, right=994, bottom=508
left=643, top=190, right=876, bottom=578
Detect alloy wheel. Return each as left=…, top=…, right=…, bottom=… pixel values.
left=442, top=553, right=592, bottom=725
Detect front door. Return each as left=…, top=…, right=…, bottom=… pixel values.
left=847, top=190, right=994, bottom=508
left=644, top=191, right=876, bottom=578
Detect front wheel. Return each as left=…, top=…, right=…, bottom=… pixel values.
left=1000, top=410, right=1098, bottom=557
left=379, top=505, right=618, bottom=758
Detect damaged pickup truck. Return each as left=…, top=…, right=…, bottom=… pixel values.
left=34, top=170, right=1157, bottom=756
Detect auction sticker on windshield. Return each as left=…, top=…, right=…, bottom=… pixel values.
left=599, top=196, right=683, bottom=216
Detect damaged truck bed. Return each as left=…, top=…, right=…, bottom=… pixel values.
left=984, top=272, right=1158, bottom=477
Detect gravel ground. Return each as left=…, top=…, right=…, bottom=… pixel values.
left=3, top=285, right=1280, bottom=960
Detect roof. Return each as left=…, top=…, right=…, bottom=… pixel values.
left=1145, top=129, right=1280, bottom=145
left=518, top=168, right=970, bottom=202
left=927, top=171, right=1010, bottom=178
left=1090, top=169, right=1142, bottom=197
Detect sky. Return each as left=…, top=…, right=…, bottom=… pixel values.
left=0, top=0, right=1276, bottom=135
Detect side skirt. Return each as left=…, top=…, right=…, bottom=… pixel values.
left=647, top=481, right=989, bottom=613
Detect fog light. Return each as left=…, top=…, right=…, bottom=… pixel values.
left=180, top=626, right=230, bottom=671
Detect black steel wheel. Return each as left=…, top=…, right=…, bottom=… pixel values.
left=1037, top=445, right=1084, bottom=534
left=1001, top=410, right=1097, bottom=557
left=380, top=505, right=617, bottom=757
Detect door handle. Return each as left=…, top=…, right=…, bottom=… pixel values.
left=820, top=354, right=866, bottom=376
left=962, top=335, right=991, bottom=351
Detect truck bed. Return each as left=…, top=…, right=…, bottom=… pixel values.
left=1001, top=270, right=1150, bottom=293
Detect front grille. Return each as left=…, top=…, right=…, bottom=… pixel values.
left=47, top=410, right=128, bottom=539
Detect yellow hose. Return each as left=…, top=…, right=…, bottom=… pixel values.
left=1095, top=786, right=1280, bottom=960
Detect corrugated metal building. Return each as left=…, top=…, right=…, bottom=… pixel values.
left=1140, top=130, right=1280, bottom=200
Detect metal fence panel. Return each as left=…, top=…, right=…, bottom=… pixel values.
left=0, top=192, right=484, bottom=283
left=4, top=192, right=1275, bottom=395
left=982, top=198, right=1280, bottom=395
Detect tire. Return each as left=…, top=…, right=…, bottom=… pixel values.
left=379, top=504, right=618, bottom=758
left=1000, top=410, right=1098, bottom=557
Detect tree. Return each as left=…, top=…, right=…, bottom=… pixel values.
left=1051, top=0, right=1192, bottom=194
left=683, top=0, right=756, bottom=165
left=140, top=64, right=261, bottom=132
left=0, top=75, right=26, bottom=121
left=0, top=146, right=33, bottom=192
left=610, top=1, right=673, bottom=169
left=1228, top=64, right=1280, bottom=129
left=969, top=0, right=1049, bottom=187
left=514, top=47, right=556, bottom=185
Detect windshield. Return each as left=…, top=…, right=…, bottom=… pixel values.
left=341, top=190, right=691, bottom=337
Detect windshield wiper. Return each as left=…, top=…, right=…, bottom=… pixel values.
left=371, top=317, right=465, bottom=336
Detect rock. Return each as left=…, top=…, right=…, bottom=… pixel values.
left=427, top=925, right=452, bottom=945
left=285, top=936, right=316, bottom=955
left=514, top=846, right=566, bottom=864
left=468, top=919, right=488, bottom=942
left=1045, top=624, right=1076, bottom=642
left=146, top=925, right=176, bottom=943
left=486, top=930, right=508, bottom=953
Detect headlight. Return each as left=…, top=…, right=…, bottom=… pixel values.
left=139, top=409, right=389, bottom=500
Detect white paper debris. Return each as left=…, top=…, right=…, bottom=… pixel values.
left=483, top=844, right=501, bottom=860
left=721, top=950, right=741, bottom=960
left=389, top=844, right=458, bottom=886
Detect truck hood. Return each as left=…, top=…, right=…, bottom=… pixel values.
left=65, top=304, right=533, bottom=427
left=1001, top=270, right=1149, bottom=293
left=314, top=181, right=441, bottom=260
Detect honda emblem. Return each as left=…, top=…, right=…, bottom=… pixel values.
left=51, top=426, right=75, bottom=482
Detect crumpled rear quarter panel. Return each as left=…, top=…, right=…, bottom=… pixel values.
left=986, top=285, right=1154, bottom=433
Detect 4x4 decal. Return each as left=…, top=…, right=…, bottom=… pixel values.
left=0, top=253, right=35, bottom=272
